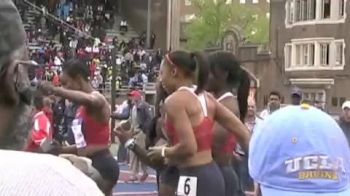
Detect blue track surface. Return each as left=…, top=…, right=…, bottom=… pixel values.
left=113, top=164, right=158, bottom=195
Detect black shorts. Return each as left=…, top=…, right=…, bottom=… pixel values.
left=179, top=162, right=225, bottom=196
left=89, top=149, right=120, bottom=183
left=219, top=165, right=240, bottom=196
left=159, top=166, right=180, bottom=188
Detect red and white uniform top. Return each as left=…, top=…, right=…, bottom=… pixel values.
left=26, top=111, right=52, bottom=152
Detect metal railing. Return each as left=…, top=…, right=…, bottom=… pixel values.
left=99, top=81, right=156, bottom=97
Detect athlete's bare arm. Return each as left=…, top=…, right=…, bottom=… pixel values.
left=51, top=87, right=104, bottom=108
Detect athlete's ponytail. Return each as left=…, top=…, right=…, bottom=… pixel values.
left=167, top=50, right=209, bottom=94
left=208, top=51, right=251, bottom=122
left=191, top=52, right=210, bottom=94
left=237, top=70, right=250, bottom=122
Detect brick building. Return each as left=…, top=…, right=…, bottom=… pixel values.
left=270, top=0, right=348, bottom=113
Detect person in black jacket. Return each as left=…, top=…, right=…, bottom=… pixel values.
left=52, top=97, right=66, bottom=143
left=63, top=100, right=79, bottom=145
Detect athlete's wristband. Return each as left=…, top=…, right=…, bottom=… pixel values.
left=161, top=147, right=167, bottom=158
left=125, top=138, right=136, bottom=150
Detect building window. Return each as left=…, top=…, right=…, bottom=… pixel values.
left=294, top=43, right=314, bottom=66
left=185, top=0, right=191, bottom=6
left=253, top=0, right=259, bottom=3
left=307, top=0, right=316, bottom=20
left=226, top=0, right=232, bottom=4
left=295, top=0, right=316, bottom=22
left=284, top=44, right=292, bottom=68
left=339, top=0, right=345, bottom=18
left=285, top=0, right=346, bottom=27
left=240, top=0, right=246, bottom=4
left=321, top=0, right=331, bottom=19
left=335, top=41, right=344, bottom=66
left=295, top=45, right=301, bottom=65
left=285, top=38, right=345, bottom=71
left=332, top=97, right=347, bottom=107
left=286, top=0, right=295, bottom=24
left=302, top=89, right=326, bottom=104
left=332, top=97, right=338, bottom=107
left=319, top=43, right=330, bottom=66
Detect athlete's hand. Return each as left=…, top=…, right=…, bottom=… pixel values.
left=147, top=145, right=166, bottom=162
left=48, top=140, right=62, bottom=155
left=114, top=130, right=133, bottom=144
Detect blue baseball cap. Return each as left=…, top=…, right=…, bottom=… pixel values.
left=249, top=105, right=350, bottom=196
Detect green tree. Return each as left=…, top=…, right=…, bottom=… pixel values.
left=184, top=0, right=269, bottom=50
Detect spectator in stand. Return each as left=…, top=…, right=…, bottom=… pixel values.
left=120, top=19, right=128, bottom=32
left=125, top=50, right=134, bottom=68
left=111, top=97, right=132, bottom=164
left=151, top=33, right=156, bottom=49
left=26, top=93, right=52, bottom=152
left=91, top=75, right=100, bottom=90
left=96, top=71, right=104, bottom=90
left=43, top=96, right=54, bottom=125
left=52, top=70, right=60, bottom=86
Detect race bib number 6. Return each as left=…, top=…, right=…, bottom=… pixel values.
left=176, top=176, right=197, bottom=196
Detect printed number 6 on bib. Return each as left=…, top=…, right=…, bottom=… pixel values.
left=177, top=176, right=197, bottom=196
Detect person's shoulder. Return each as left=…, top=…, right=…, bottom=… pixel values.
left=0, top=150, right=103, bottom=196
left=164, top=92, right=185, bottom=111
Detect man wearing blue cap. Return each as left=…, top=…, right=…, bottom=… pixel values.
left=290, top=86, right=302, bottom=105
left=249, top=103, right=350, bottom=196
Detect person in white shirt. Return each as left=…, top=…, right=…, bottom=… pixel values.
left=239, top=98, right=263, bottom=193
left=0, top=1, right=104, bottom=195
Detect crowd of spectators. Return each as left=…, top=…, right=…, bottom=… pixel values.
left=15, top=0, right=163, bottom=93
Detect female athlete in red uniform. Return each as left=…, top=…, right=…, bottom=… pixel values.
left=208, top=51, right=251, bottom=196
left=147, top=51, right=250, bottom=196
left=40, top=59, right=119, bottom=195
